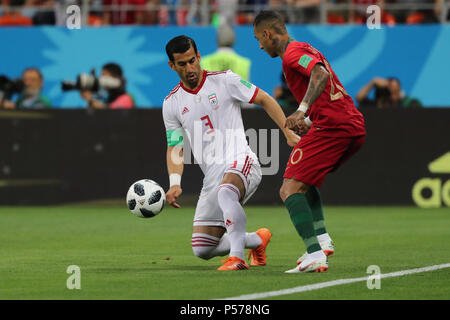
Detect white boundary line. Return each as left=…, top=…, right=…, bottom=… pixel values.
left=219, top=263, right=450, bottom=300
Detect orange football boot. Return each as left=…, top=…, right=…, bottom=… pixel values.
left=217, top=256, right=249, bottom=271
left=247, top=228, right=272, bottom=266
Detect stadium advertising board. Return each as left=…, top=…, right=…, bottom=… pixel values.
left=0, top=108, right=448, bottom=206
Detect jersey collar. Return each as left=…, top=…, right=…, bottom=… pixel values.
left=180, top=70, right=207, bottom=95
left=285, top=38, right=295, bottom=50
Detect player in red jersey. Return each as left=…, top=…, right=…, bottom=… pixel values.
left=253, top=11, right=366, bottom=273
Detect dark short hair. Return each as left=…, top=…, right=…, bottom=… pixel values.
left=165, top=35, right=198, bottom=62
left=253, top=11, right=287, bottom=35
left=22, top=67, right=43, bottom=81
left=102, top=63, right=123, bottom=78
left=388, top=77, right=401, bottom=85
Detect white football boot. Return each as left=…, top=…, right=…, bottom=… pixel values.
left=285, top=252, right=328, bottom=273
left=296, top=239, right=334, bottom=265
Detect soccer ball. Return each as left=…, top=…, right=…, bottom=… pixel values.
left=126, top=179, right=166, bottom=218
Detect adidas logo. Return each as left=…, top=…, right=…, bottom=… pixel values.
left=412, top=151, right=450, bottom=208
left=182, top=107, right=189, bottom=115
left=428, top=152, right=450, bottom=174
left=225, top=219, right=234, bottom=227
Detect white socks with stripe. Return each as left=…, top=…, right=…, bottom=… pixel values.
left=191, top=232, right=262, bottom=260
left=217, top=183, right=246, bottom=260
left=191, top=183, right=262, bottom=261
left=191, top=233, right=221, bottom=260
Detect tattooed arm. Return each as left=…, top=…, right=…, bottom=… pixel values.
left=302, top=64, right=330, bottom=107
left=285, top=64, right=329, bottom=133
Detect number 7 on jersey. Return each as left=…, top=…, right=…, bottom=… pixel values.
left=201, top=115, right=214, bottom=134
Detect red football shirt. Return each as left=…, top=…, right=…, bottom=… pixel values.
left=282, top=41, right=366, bottom=138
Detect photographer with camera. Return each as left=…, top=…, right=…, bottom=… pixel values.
left=62, top=63, right=134, bottom=109
left=0, top=68, right=51, bottom=109
left=356, top=77, right=422, bottom=109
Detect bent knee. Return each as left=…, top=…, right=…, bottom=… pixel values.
left=191, top=233, right=219, bottom=260
left=280, top=179, right=309, bottom=202
left=192, top=246, right=214, bottom=260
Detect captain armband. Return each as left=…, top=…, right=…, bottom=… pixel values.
left=166, top=129, right=184, bottom=147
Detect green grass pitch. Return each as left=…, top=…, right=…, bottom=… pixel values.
left=0, top=205, right=448, bottom=300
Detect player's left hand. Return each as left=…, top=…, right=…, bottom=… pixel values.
left=285, top=129, right=300, bottom=147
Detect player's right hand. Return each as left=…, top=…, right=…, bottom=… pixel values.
left=285, top=110, right=305, bottom=132
left=166, top=185, right=182, bottom=208
left=295, top=119, right=310, bottom=136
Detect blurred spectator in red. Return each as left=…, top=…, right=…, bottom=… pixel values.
left=77, top=0, right=106, bottom=26
left=102, top=0, right=146, bottom=25
left=156, top=0, right=191, bottom=26
left=327, top=0, right=347, bottom=24
left=349, top=0, right=396, bottom=25
left=157, top=0, right=170, bottom=25
left=175, top=0, right=189, bottom=25
left=0, top=0, right=32, bottom=25
left=392, top=0, right=440, bottom=23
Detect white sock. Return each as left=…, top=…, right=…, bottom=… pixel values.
left=207, top=232, right=262, bottom=257
left=308, top=250, right=326, bottom=260
left=317, top=233, right=331, bottom=243
left=245, top=232, right=262, bottom=249
left=217, top=184, right=246, bottom=260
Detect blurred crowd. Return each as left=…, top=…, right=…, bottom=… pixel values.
left=0, top=1, right=430, bottom=109
left=0, top=0, right=447, bottom=26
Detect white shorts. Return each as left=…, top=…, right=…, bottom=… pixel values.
left=193, top=155, right=262, bottom=228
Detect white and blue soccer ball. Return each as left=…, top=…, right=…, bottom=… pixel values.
left=126, top=179, right=166, bottom=218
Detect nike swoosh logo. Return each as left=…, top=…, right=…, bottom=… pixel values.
left=299, top=259, right=319, bottom=272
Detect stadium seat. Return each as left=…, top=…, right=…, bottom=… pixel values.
left=406, top=12, right=425, bottom=24
left=327, top=13, right=346, bottom=24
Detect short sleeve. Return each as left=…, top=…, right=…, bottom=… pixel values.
left=225, top=70, right=259, bottom=104
left=109, top=94, right=134, bottom=109
left=162, top=99, right=183, bottom=147
left=284, top=46, right=321, bottom=78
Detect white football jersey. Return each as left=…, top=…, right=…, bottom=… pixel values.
left=163, top=70, right=259, bottom=187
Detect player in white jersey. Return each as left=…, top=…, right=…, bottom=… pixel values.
left=163, top=35, right=299, bottom=271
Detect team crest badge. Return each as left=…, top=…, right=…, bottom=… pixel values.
left=208, top=93, right=219, bottom=109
